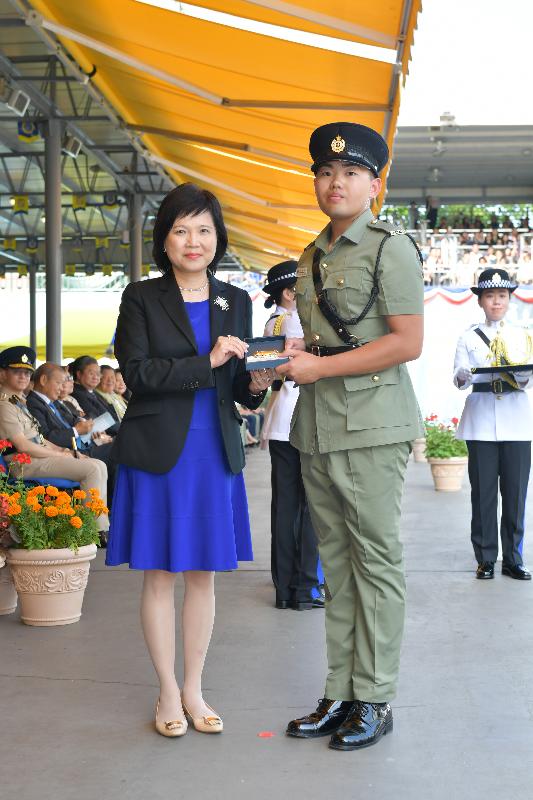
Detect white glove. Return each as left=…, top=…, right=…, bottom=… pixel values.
left=455, top=367, right=472, bottom=386
left=514, top=369, right=533, bottom=381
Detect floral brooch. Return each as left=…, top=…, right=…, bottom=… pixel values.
left=214, top=295, right=229, bottom=311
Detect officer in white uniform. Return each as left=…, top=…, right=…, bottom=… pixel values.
left=261, top=261, right=322, bottom=610
left=453, top=268, right=533, bottom=580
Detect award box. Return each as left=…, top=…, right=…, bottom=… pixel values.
left=244, top=335, right=289, bottom=371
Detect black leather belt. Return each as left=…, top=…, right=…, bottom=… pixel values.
left=306, top=344, right=360, bottom=357
left=473, top=381, right=517, bottom=394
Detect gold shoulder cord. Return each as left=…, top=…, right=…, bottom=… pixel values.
left=490, top=331, right=533, bottom=389
left=272, top=313, right=287, bottom=337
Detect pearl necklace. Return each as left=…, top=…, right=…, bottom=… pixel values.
left=177, top=281, right=209, bottom=293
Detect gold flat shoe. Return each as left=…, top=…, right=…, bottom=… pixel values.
left=183, top=702, right=223, bottom=734
left=155, top=699, right=188, bottom=738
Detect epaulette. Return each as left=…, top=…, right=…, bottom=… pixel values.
left=368, top=218, right=406, bottom=236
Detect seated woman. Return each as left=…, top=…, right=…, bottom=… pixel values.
left=95, top=365, right=128, bottom=421
left=71, top=356, right=120, bottom=436
left=60, top=369, right=87, bottom=417
left=0, top=346, right=109, bottom=536
left=114, top=369, right=131, bottom=403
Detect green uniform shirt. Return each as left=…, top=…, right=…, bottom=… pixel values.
left=290, top=208, right=424, bottom=454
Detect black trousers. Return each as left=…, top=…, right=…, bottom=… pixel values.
left=466, top=440, right=531, bottom=566
left=87, top=441, right=116, bottom=503
left=269, top=439, right=319, bottom=601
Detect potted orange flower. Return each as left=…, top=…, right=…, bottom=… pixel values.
left=0, top=440, right=107, bottom=626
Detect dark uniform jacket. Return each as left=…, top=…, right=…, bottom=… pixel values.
left=111, top=271, right=264, bottom=474
left=26, top=391, right=76, bottom=449
left=26, top=391, right=115, bottom=470
left=72, top=384, right=120, bottom=435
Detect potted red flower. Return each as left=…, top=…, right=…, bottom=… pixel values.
left=424, top=416, right=468, bottom=491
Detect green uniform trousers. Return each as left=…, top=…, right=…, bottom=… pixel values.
left=300, top=441, right=410, bottom=703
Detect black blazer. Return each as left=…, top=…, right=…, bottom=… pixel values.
left=72, top=384, right=120, bottom=435
left=26, top=391, right=76, bottom=449
left=111, top=272, right=264, bottom=474
left=55, top=398, right=80, bottom=427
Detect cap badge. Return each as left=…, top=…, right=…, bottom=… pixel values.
left=493, top=273, right=502, bottom=284
left=21, top=354, right=28, bottom=363
left=331, top=135, right=346, bottom=154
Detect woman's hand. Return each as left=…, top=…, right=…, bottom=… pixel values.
left=249, top=369, right=275, bottom=394
left=210, top=335, right=248, bottom=369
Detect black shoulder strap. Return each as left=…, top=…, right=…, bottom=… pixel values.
left=474, top=327, right=492, bottom=348
left=311, top=232, right=391, bottom=344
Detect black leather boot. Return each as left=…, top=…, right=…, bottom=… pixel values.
left=329, top=700, right=393, bottom=750
left=286, top=699, right=353, bottom=738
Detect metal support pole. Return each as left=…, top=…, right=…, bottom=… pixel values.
left=44, top=117, right=63, bottom=362
left=128, top=191, right=143, bottom=283
left=29, top=261, right=37, bottom=354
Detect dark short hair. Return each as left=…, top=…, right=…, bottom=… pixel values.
left=100, top=364, right=114, bottom=373
left=69, top=355, right=98, bottom=382
left=152, top=183, right=228, bottom=275
left=33, top=361, right=63, bottom=386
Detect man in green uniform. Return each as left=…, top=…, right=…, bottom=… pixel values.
left=277, top=122, right=424, bottom=751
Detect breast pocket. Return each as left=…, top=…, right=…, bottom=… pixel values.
left=295, top=282, right=313, bottom=322
left=323, top=269, right=365, bottom=320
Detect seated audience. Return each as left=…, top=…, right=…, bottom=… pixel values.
left=0, top=347, right=109, bottom=536
left=70, top=355, right=120, bottom=436
left=27, top=362, right=116, bottom=495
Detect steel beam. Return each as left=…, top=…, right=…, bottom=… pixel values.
left=44, top=118, right=63, bottom=361
left=128, top=192, right=143, bottom=283
left=28, top=261, right=37, bottom=352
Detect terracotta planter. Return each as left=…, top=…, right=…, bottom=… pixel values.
left=427, top=457, right=468, bottom=492
left=412, top=437, right=427, bottom=462
left=6, top=544, right=97, bottom=626
left=0, top=564, right=18, bottom=615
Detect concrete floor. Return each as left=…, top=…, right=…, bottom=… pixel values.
left=2, top=449, right=533, bottom=800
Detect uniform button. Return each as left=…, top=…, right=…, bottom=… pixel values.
left=220, top=398, right=225, bottom=405
left=313, top=333, right=320, bottom=342
left=496, top=395, right=502, bottom=400
left=322, top=263, right=328, bottom=269
left=336, top=277, right=345, bottom=286
left=371, top=375, right=380, bottom=382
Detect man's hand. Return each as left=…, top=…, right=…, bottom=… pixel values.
left=285, top=337, right=306, bottom=352
left=75, top=419, right=93, bottom=435
left=276, top=349, right=323, bottom=385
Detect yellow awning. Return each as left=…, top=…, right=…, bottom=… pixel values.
left=29, top=0, right=421, bottom=270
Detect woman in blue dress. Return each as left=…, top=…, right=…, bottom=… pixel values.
left=106, top=184, right=273, bottom=737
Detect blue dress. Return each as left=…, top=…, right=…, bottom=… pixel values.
left=105, top=300, right=253, bottom=572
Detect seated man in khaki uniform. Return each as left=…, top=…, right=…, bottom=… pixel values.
left=0, top=346, right=109, bottom=536
left=277, top=123, right=424, bottom=751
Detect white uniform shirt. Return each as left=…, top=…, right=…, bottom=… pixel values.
left=453, top=318, right=533, bottom=441
left=261, top=306, right=303, bottom=442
